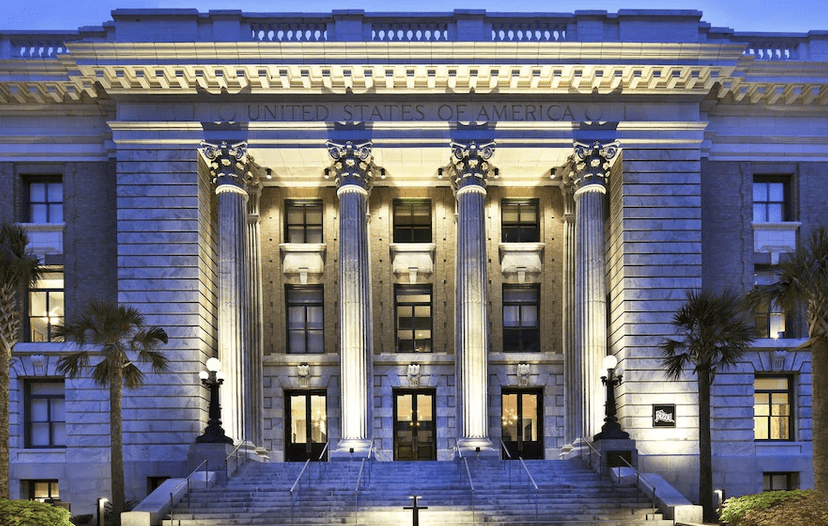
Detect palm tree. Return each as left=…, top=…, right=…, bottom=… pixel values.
left=55, top=300, right=168, bottom=525
left=0, top=222, right=43, bottom=499
left=660, top=289, right=756, bottom=523
left=749, top=226, right=828, bottom=495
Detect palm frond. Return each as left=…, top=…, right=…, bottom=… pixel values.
left=55, top=351, right=91, bottom=378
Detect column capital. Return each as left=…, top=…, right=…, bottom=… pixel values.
left=449, top=140, right=496, bottom=195
left=326, top=140, right=374, bottom=192
left=572, top=140, right=620, bottom=190
left=200, top=141, right=257, bottom=190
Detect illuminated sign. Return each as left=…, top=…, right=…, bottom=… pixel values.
left=652, top=404, right=676, bottom=428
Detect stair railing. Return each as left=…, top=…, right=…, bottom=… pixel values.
left=168, top=459, right=208, bottom=524
left=290, top=443, right=330, bottom=526
left=225, top=440, right=248, bottom=483
left=454, top=442, right=475, bottom=524
left=518, top=456, right=540, bottom=522
left=353, top=439, right=376, bottom=525
left=579, top=437, right=605, bottom=480
left=499, top=438, right=513, bottom=483
left=616, top=454, right=659, bottom=517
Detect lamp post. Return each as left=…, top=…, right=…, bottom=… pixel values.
left=196, top=357, right=233, bottom=444
left=593, top=355, right=629, bottom=441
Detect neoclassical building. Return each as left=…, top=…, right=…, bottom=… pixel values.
left=2, top=8, right=827, bottom=517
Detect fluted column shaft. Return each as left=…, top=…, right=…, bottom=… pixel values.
left=560, top=179, right=578, bottom=445
left=246, top=184, right=264, bottom=446
left=328, top=141, right=374, bottom=456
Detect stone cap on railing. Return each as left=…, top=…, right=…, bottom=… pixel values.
left=0, top=9, right=826, bottom=61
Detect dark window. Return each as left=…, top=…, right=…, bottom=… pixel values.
left=27, top=269, right=64, bottom=342
left=24, top=480, right=60, bottom=502
left=753, top=177, right=790, bottom=222
left=763, top=472, right=797, bottom=491
left=285, top=199, right=323, bottom=243
left=503, top=285, right=540, bottom=352
left=395, top=285, right=433, bottom=353
left=393, top=199, right=431, bottom=243
left=26, top=179, right=63, bottom=224
left=25, top=380, right=65, bottom=448
left=754, top=268, right=788, bottom=338
left=754, top=376, right=793, bottom=440
left=501, top=199, right=539, bottom=242
left=286, top=285, right=324, bottom=354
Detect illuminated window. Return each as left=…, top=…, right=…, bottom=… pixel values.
left=502, top=199, right=539, bottom=243
left=753, top=177, right=790, bottom=222
left=26, top=178, right=63, bottom=224
left=753, top=268, right=787, bottom=338
left=393, top=199, right=431, bottom=243
left=25, top=380, right=65, bottom=448
left=27, top=269, right=64, bottom=342
left=286, top=285, right=324, bottom=354
left=754, top=376, right=793, bottom=440
left=395, top=285, right=432, bottom=353
left=763, top=472, right=797, bottom=491
left=24, top=480, right=59, bottom=502
left=503, top=285, right=540, bottom=352
left=285, top=199, right=323, bottom=243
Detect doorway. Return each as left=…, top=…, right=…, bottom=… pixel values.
left=285, top=391, right=327, bottom=461
left=501, top=389, right=543, bottom=459
left=394, top=390, right=436, bottom=461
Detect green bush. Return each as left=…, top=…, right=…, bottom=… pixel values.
left=720, top=490, right=815, bottom=525
left=0, top=499, right=72, bottom=526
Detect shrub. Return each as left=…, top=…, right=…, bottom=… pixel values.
left=720, top=490, right=814, bottom=525
left=0, top=499, right=72, bottom=526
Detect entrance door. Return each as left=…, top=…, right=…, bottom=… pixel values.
left=394, top=390, right=436, bottom=461
left=501, top=389, right=543, bottom=459
left=286, top=391, right=327, bottom=462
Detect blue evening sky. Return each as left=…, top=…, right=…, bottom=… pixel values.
left=1, top=0, right=826, bottom=33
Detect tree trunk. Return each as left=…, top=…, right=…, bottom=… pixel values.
left=110, top=369, right=125, bottom=526
left=698, top=370, right=715, bottom=522
left=0, top=284, right=21, bottom=500
left=812, top=341, right=828, bottom=495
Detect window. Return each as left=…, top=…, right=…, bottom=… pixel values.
left=28, top=269, right=64, bottom=342
left=286, top=285, right=324, bottom=354
left=393, top=199, right=431, bottom=243
left=26, top=179, right=63, bottom=224
left=501, top=199, right=539, bottom=242
left=754, top=376, right=793, bottom=440
left=25, top=380, right=65, bottom=448
left=24, top=480, right=60, bottom=503
left=395, top=285, right=432, bottom=353
left=503, top=285, right=540, bottom=352
left=763, top=472, right=797, bottom=491
left=754, top=268, right=787, bottom=338
left=753, top=177, right=789, bottom=222
left=285, top=199, right=323, bottom=243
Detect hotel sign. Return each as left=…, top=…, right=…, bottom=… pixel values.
left=652, top=404, right=676, bottom=428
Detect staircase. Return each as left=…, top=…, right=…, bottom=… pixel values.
left=164, top=458, right=674, bottom=525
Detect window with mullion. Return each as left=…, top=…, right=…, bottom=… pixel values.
left=754, top=376, right=793, bottom=440
left=393, top=199, right=431, bottom=243
left=27, top=269, right=64, bottom=342
left=26, top=178, right=63, bottom=224
left=754, top=268, right=790, bottom=338
left=395, top=284, right=432, bottom=353
left=753, top=177, right=789, bottom=222
left=501, top=199, right=539, bottom=243
left=285, top=199, right=323, bottom=243
left=25, top=380, right=65, bottom=448
left=286, top=285, right=324, bottom=354
left=502, top=285, right=540, bottom=352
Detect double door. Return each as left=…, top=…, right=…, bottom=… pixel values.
left=394, top=390, right=436, bottom=461
left=501, top=389, right=543, bottom=459
left=286, top=391, right=327, bottom=462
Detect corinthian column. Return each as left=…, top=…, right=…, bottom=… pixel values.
left=328, top=140, right=374, bottom=458
left=572, top=141, right=619, bottom=441
left=451, top=140, right=498, bottom=457
left=560, top=164, right=578, bottom=447
left=200, top=140, right=258, bottom=445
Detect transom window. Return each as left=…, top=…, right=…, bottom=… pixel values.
left=26, top=179, right=63, bottom=224
left=286, top=285, right=324, bottom=354
left=395, top=285, right=432, bottom=353
left=393, top=199, right=431, bottom=243
left=501, top=199, right=539, bottom=243
left=28, top=269, right=64, bottom=343
left=502, top=285, right=540, bottom=352
left=25, top=380, right=66, bottom=448
left=285, top=199, right=323, bottom=243
left=754, top=376, right=793, bottom=441
left=753, top=177, right=789, bottom=222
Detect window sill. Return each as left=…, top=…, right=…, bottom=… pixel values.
left=499, top=242, right=544, bottom=283
left=389, top=243, right=436, bottom=283
left=280, top=243, right=326, bottom=284
left=752, top=221, right=801, bottom=263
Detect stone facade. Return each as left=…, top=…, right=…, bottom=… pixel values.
left=1, top=8, right=827, bottom=517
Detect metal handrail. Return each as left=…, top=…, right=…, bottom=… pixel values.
left=579, top=437, right=604, bottom=480
left=519, top=456, right=540, bottom=522
left=290, top=459, right=311, bottom=495
left=452, top=443, right=475, bottom=524
left=225, top=441, right=246, bottom=482
left=353, top=439, right=377, bottom=526
left=168, top=460, right=208, bottom=521
left=499, top=438, right=512, bottom=459
left=616, top=455, right=659, bottom=516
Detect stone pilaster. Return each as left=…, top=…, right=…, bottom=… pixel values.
left=572, top=141, right=619, bottom=441
left=327, top=140, right=375, bottom=458
left=200, top=140, right=257, bottom=445
left=450, top=140, right=498, bottom=457
left=559, top=161, right=579, bottom=447
left=246, top=181, right=264, bottom=448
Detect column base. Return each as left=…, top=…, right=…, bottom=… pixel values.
left=457, top=437, right=499, bottom=460
left=329, top=438, right=373, bottom=461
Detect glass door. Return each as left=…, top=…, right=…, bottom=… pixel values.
left=285, top=391, right=327, bottom=462
left=501, top=389, right=543, bottom=460
left=394, top=390, right=436, bottom=461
